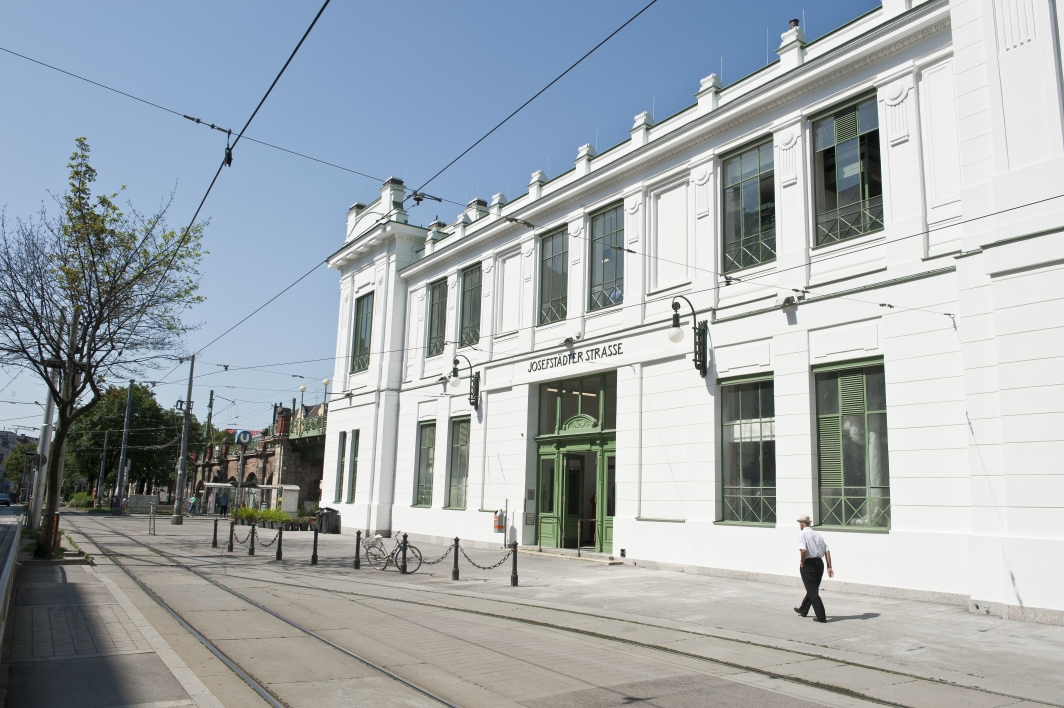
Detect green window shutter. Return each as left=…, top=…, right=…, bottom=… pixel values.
left=818, top=417, right=842, bottom=488
left=839, top=373, right=865, bottom=414
left=835, top=106, right=858, bottom=143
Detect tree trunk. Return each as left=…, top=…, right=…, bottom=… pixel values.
left=34, top=414, right=70, bottom=558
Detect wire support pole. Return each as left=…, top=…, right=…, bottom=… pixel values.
left=172, top=355, right=195, bottom=524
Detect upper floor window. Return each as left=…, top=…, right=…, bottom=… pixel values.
left=813, top=98, right=883, bottom=246
left=426, top=279, right=447, bottom=358
left=350, top=292, right=373, bottom=373
left=539, top=230, right=568, bottom=325
left=459, top=264, right=481, bottom=348
left=588, top=204, right=624, bottom=311
left=723, top=142, right=776, bottom=272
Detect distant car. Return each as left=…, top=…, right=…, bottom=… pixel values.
left=0, top=494, right=10, bottom=506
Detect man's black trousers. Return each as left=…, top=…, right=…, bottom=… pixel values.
left=798, top=556, right=826, bottom=621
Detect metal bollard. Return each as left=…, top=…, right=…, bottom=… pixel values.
left=311, top=525, right=319, bottom=565
left=400, top=533, right=408, bottom=575
left=248, top=522, right=256, bottom=556
left=353, top=530, right=361, bottom=570
left=276, top=528, right=283, bottom=561
left=227, top=521, right=234, bottom=553
left=212, top=519, right=219, bottom=549
left=510, top=541, right=518, bottom=587
left=452, top=537, right=460, bottom=581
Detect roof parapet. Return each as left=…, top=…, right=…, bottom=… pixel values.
left=489, top=192, right=507, bottom=217
left=381, top=177, right=408, bottom=223
left=465, top=198, right=488, bottom=222
left=630, top=111, right=654, bottom=147
left=574, top=143, right=597, bottom=177
left=696, top=73, right=723, bottom=114
left=528, top=170, right=547, bottom=201
left=776, top=19, right=808, bottom=70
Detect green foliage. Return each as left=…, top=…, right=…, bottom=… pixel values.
left=3, top=441, right=37, bottom=483
left=258, top=508, right=291, bottom=524
left=69, top=492, right=93, bottom=508
left=235, top=506, right=258, bottom=520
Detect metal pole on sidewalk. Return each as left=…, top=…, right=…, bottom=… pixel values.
left=311, top=525, right=318, bottom=565
left=212, top=519, right=219, bottom=548
left=400, top=533, right=408, bottom=575
left=172, top=355, right=195, bottom=525
left=452, top=537, right=460, bottom=581
left=95, top=430, right=108, bottom=509
left=248, top=521, right=256, bottom=556
left=353, top=530, right=360, bottom=569
left=276, top=528, right=283, bottom=561
left=510, top=541, right=518, bottom=587
left=113, top=381, right=134, bottom=516
left=227, top=521, right=234, bottom=552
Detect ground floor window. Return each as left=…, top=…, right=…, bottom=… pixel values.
left=346, top=430, right=359, bottom=504
left=446, top=418, right=469, bottom=509
left=414, top=422, right=435, bottom=506
left=815, top=361, right=890, bottom=527
left=720, top=377, right=776, bottom=523
left=334, top=431, right=346, bottom=504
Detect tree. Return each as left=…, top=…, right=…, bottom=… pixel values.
left=63, top=383, right=201, bottom=498
left=0, top=138, right=205, bottom=556
left=3, top=441, right=38, bottom=484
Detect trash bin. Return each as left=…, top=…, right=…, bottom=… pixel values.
left=317, top=507, right=341, bottom=534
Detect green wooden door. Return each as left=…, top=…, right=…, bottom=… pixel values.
left=597, top=452, right=615, bottom=553
left=536, top=456, right=559, bottom=548
left=562, top=455, right=583, bottom=549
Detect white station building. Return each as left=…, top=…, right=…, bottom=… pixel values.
left=324, top=0, right=1064, bottom=624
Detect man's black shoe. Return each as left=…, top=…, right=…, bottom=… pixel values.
left=794, top=608, right=806, bottom=616
left=813, top=618, right=828, bottom=623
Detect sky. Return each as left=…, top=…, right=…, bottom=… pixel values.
left=0, top=0, right=879, bottom=436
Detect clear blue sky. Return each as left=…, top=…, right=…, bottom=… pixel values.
left=0, top=0, right=878, bottom=434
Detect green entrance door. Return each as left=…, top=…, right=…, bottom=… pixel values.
left=599, top=453, right=615, bottom=553
left=563, top=455, right=583, bottom=549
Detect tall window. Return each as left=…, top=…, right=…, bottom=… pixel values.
left=346, top=430, right=359, bottom=504
left=589, top=205, right=624, bottom=311
left=351, top=292, right=374, bottom=373
left=721, top=379, right=776, bottom=523
left=816, top=363, right=890, bottom=528
left=459, top=265, right=481, bottom=348
left=814, top=98, right=883, bottom=246
left=334, top=431, right=347, bottom=504
left=539, top=230, right=568, bottom=325
left=426, top=279, right=447, bottom=358
left=414, top=422, right=436, bottom=506
left=446, top=417, right=470, bottom=508
left=723, top=142, right=775, bottom=272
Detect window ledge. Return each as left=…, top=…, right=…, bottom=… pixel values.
left=494, top=330, right=518, bottom=340
left=442, top=506, right=466, bottom=511
left=635, top=517, right=686, bottom=523
left=815, top=524, right=889, bottom=534
left=713, top=520, right=775, bottom=528
left=410, top=504, right=432, bottom=509
left=646, top=281, right=691, bottom=298
left=721, top=259, right=777, bottom=278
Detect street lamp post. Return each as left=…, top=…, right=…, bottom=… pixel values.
left=322, top=378, right=330, bottom=414
left=666, top=296, right=709, bottom=378
left=448, top=355, right=480, bottom=411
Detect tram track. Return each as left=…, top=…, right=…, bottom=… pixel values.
left=66, top=517, right=460, bottom=708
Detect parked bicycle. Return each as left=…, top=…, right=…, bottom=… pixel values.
left=363, top=531, right=422, bottom=573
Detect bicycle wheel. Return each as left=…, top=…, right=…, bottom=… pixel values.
left=402, top=545, right=423, bottom=574
left=366, top=543, right=388, bottom=570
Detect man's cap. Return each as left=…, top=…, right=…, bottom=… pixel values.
left=796, top=514, right=812, bottom=524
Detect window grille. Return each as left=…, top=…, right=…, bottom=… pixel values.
left=426, top=279, right=447, bottom=358
left=459, top=265, right=481, bottom=348
left=588, top=205, right=624, bottom=311
left=723, top=142, right=776, bottom=272
left=815, top=364, right=890, bottom=528
left=813, top=98, right=883, bottom=246
left=539, top=230, right=568, bottom=325
left=350, top=293, right=373, bottom=373
left=720, top=379, right=776, bottom=523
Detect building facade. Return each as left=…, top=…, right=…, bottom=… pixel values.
left=324, top=0, right=1064, bottom=623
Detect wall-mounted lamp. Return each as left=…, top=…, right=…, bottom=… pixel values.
left=667, top=296, right=708, bottom=378
left=448, top=355, right=481, bottom=411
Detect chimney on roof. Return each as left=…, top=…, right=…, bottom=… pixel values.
left=789, top=18, right=799, bottom=29
left=380, top=177, right=408, bottom=224
left=465, top=198, right=488, bottom=222
left=777, top=17, right=808, bottom=70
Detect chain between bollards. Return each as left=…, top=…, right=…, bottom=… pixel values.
left=452, top=537, right=460, bottom=580
left=510, top=541, right=518, bottom=587
left=276, top=528, right=283, bottom=561
left=311, top=524, right=319, bottom=565
left=400, top=533, right=408, bottom=575
left=212, top=518, right=218, bottom=548
left=227, top=521, right=234, bottom=552
left=248, top=522, right=256, bottom=556
left=354, top=530, right=361, bottom=569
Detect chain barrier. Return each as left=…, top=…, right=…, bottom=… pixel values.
left=256, top=531, right=281, bottom=548
left=460, top=546, right=512, bottom=571
left=421, top=544, right=455, bottom=566
left=233, top=528, right=252, bottom=545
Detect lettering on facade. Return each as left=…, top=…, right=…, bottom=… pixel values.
left=527, top=343, right=624, bottom=373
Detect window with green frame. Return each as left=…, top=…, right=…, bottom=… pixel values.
left=538, top=372, right=617, bottom=435
left=539, top=230, right=568, bottom=325
left=459, top=264, right=481, bottom=348
left=426, top=279, right=447, bottom=358
left=588, top=204, right=624, bottom=311
left=446, top=417, right=470, bottom=508
left=813, top=97, right=883, bottom=246
left=720, top=378, right=776, bottom=523
left=414, top=422, right=435, bottom=506
left=815, top=363, right=890, bottom=528
left=350, top=292, right=373, bottom=373
left=333, top=431, right=346, bottom=504
left=723, top=142, right=775, bottom=272
left=346, top=430, right=359, bottom=503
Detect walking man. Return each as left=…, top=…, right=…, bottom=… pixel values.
left=794, top=514, right=833, bottom=623
left=219, top=493, right=228, bottom=518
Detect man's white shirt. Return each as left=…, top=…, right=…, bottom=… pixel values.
left=798, top=526, right=829, bottom=559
